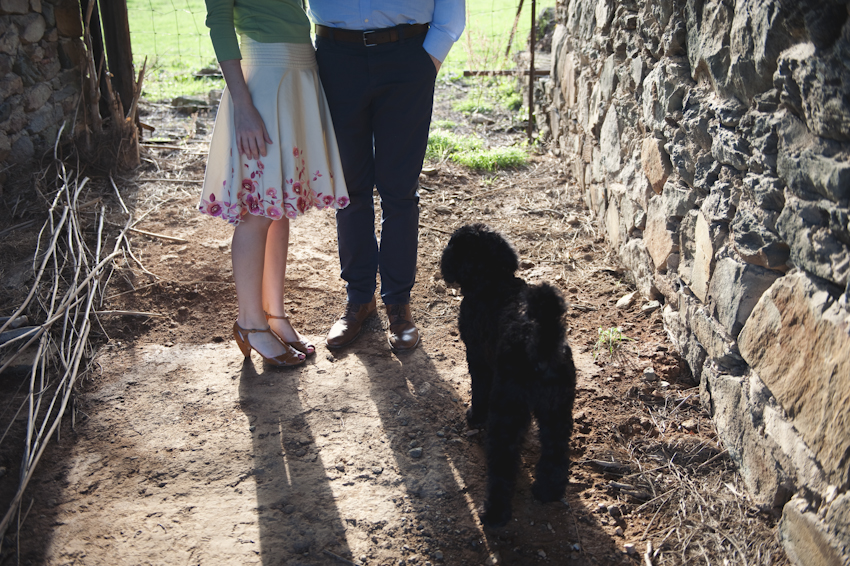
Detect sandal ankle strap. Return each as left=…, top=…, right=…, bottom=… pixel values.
left=234, top=322, right=273, bottom=334
left=265, top=311, right=290, bottom=320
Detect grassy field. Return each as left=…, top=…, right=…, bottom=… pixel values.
left=125, top=0, right=556, bottom=101
left=444, top=0, right=557, bottom=74
left=126, top=0, right=222, bottom=101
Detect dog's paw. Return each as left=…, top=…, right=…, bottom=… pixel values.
left=466, top=407, right=487, bottom=428
left=480, top=503, right=511, bottom=528
left=531, top=480, right=566, bottom=503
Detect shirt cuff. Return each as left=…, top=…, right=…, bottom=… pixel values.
left=423, top=27, right=456, bottom=63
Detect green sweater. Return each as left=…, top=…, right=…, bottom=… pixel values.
left=205, top=0, right=311, bottom=62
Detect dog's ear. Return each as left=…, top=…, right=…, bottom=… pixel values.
left=485, top=229, right=519, bottom=277
left=440, top=239, right=460, bottom=284
left=441, top=224, right=480, bottom=286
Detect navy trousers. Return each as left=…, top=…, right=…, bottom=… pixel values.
left=316, top=29, right=437, bottom=306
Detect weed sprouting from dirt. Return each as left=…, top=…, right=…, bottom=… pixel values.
left=594, top=326, right=636, bottom=359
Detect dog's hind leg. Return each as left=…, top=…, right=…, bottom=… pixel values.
left=531, top=400, right=573, bottom=503
left=481, top=395, right=530, bottom=528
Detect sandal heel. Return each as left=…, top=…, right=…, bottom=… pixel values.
left=233, top=323, right=253, bottom=358
left=233, top=321, right=305, bottom=367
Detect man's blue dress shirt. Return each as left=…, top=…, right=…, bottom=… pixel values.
left=307, top=0, right=465, bottom=62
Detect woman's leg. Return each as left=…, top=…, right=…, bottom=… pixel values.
left=262, top=217, right=313, bottom=350
left=232, top=213, right=295, bottom=359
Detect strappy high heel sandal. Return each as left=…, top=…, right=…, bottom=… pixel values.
left=265, top=312, right=316, bottom=356
left=233, top=322, right=306, bottom=367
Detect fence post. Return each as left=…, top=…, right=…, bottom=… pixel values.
left=100, top=0, right=135, bottom=119
left=527, top=0, right=536, bottom=141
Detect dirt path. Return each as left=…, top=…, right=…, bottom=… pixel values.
left=2, top=80, right=787, bottom=565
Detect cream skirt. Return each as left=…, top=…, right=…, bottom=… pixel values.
left=199, top=38, right=349, bottom=224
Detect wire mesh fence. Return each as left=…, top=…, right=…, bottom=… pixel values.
left=125, top=0, right=557, bottom=102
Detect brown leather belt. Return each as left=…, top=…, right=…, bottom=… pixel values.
left=315, top=23, right=429, bottom=46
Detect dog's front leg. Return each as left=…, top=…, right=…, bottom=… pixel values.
left=465, top=347, right=492, bottom=427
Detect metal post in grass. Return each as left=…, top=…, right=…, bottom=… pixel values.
left=527, top=0, right=536, bottom=141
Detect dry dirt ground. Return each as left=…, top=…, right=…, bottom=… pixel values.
left=0, top=77, right=788, bottom=565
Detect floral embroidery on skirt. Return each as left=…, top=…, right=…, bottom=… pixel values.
left=199, top=39, right=349, bottom=225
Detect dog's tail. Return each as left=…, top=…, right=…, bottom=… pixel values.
left=524, top=283, right=567, bottom=359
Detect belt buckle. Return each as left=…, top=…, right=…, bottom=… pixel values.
left=363, top=30, right=377, bottom=47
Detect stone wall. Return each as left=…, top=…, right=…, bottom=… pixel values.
left=540, top=0, right=850, bottom=563
left=0, top=0, right=83, bottom=187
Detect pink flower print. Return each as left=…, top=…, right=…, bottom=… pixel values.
left=322, top=194, right=334, bottom=206
left=337, top=196, right=349, bottom=208
left=266, top=205, right=283, bottom=219
left=246, top=194, right=261, bottom=215
left=266, top=187, right=278, bottom=199
left=313, top=170, right=322, bottom=181
left=242, top=178, right=257, bottom=193
left=292, top=181, right=302, bottom=195
left=306, top=187, right=319, bottom=208
left=297, top=196, right=308, bottom=214
left=293, top=147, right=300, bottom=157
left=200, top=194, right=222, bottom=216
left=257, top=160, right=264, bottom=171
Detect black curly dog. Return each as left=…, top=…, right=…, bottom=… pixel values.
left=440, top=224, right=577, bottom=528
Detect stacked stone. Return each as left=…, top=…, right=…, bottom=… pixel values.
left=542, top=0, right=849, bottom=563
left=0, top=0, right=83, bottom=179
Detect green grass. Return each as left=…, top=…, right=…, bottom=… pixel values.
left=431, top=119, right=459, bottom=130
left=495, top=79, right=524, bottom=110
left=452, top=146, right=527, bottom=170
left=126, top=0, right=556, bottom=100
left=452, top=98, right=494, bottom=115
left=127, top=0, right=222, bottom=101
left=425, top=130, right=483, bottom=161
left=442, top=0, right=558, bottom=75
left=426, top=129, right=526, bottom=170
left=449, top=76, right=525, bottom=117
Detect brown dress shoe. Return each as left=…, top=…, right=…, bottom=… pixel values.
left=385, top=303, right=420, bottom=351
left=326, top=297, right=377, bottom=348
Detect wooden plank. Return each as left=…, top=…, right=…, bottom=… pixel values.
left=99, top=0, right=135, bottom=119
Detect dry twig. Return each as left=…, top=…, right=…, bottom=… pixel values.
left=0, top=143, right=134, bottom=541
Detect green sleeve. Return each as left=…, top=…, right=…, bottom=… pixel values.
left=205, top=0, right=241, bottom=62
